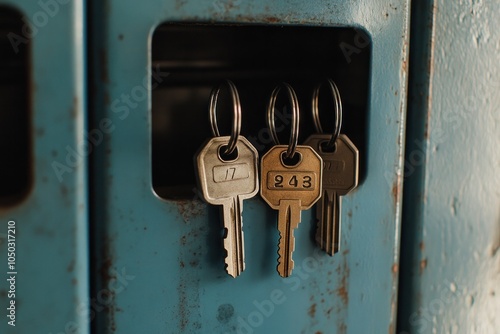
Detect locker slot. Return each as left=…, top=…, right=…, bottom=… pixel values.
left=151, top=23, right=371, bottom=200
left=0, top=7, right=32, bottom=206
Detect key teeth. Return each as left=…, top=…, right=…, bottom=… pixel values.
left=223, top=253, right=244, bottom=278
left=223, top=241, right=244, bottom=278
left=315, top=215, right=339, bottom=257
left=276, top=232, right=294, bottom=278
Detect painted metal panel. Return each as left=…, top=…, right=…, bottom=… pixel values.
left=92, top=1, right=410, bottom=333
left=0, top=1, right=88, bottom=333
left=398, top=0, right=500, bottom=333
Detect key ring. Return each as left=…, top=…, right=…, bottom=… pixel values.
left=209, top=79, right=242, bottom=155
left=312, top=78, right=343, bottom=149
left=266, top=83, right=300, bottom=159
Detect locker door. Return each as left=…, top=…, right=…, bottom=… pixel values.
left=398, top=1, right=500, bottom=333
left=0, top=1, right=88, bottom=333
left=90, top=1, right=410, bottom=333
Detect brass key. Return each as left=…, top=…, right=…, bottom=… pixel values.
left=260, top=83, right=323, bottom=277
left=261, top=146, right=323, bottom=277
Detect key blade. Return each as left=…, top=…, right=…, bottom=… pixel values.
left=221, top=196, right=245, bottom=277
left=315, top=189, right=341, bottom=256
left=277, top=199, right=302, bottom=278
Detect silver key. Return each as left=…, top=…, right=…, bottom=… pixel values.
left=261, top=145, right=323, bottom=277
left=304, top=134, right=359, bottom=255
left=196, top=136, right=259, bottom=277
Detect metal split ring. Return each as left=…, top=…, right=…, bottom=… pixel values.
left=209, top=79, right=242, bottom=155
left=266, top=83, right=300, bottom=159
left=312, top=78, right=343, bottom=149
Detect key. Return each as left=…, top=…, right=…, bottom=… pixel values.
left=261, top=145, right=323, bottom=277
left=304, top=134, right=359, bottom=256
left=196, top=136, right=259, bottom=277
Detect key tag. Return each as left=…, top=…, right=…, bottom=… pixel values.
left=304, top=79, right=359, bottom=256
left=195, top=80, right=259, bottom=278
left=260, top=83, right=323, bottom=277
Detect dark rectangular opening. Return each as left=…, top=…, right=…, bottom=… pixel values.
left=151, top=23, right=371, bottom=200
left=0, top=6, right=32, bottom=206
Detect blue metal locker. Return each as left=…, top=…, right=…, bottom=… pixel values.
left=1, top=0, right=497, bottom=333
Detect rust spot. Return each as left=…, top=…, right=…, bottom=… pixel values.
left=419, top=242, right=425, bottom=251
left=180, top=235, right=187, bottom=245
left=100, top=236, right=117, bottom=332
left=308, top=303, right=316, bottom=318
left=389, top=323, right=394, bottom=334
left=180, top=261, right=185, bottom=268
left=51, top=150, right=58, bottom=157
left=71, top=278, right=77, bottom=286
left=118, top=34, right=124, bottom=41
left=177, top=200, right=206, bottom=223
left=315, top=331, right=323, bottom=334
left=0, top=290, right=7, bottom=298
left=335, top=260, right=349, bottom=305
left=178, top=281, right=188, bottom=331
left=143, top=227, right=147, bottom=231
left=391, top=263, right=399, bottom=282
left=336, top=285, right=348, bottom=305
left=338, top=321, right=347, bottom=334
left=189, top=260, right=199, bottom=267
left=262, top=16, right=280, bottom=23
left=347, top=210, right=352, bottom=218
left=231, top=14, right=285, bottom=24
left=401, top=59, right=407, bottom=73
left=419, top=258, right=428, bottom=274
left=392, top=182, right=399, bottom=206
